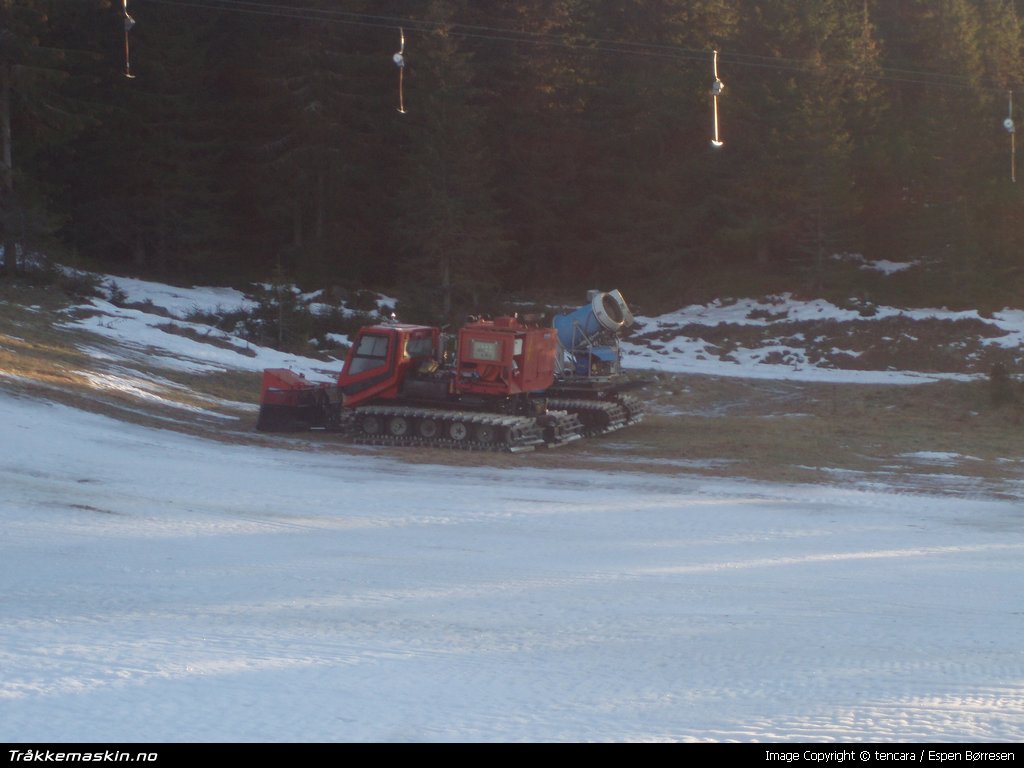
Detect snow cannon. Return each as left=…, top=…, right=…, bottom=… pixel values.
left=552, top=290, right=635, bottom=377
left=553, top=290, right=632, bottom=345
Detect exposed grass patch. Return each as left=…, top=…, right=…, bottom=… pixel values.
left=155, top=322, right=258, bottom=357
left=1, top=286, right=1022, bottom=499
left=633, top=315, right=1021, bottom=373
left=0, top=287, right=262, bottom=435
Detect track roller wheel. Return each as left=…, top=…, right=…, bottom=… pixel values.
left=417, top=418, right=439, bottom=439
left=448, top=421, right=469, bottom=442
left=361, top=415, right=382, bottom=435
left=388, top=416, right=410, bottom=437
left=475, top=423, right=500, bottom=444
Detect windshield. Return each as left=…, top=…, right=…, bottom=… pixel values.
left=347, top=333, right=390, bottom=375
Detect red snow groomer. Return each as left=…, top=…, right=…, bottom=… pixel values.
left=257, top=315, right=583, bottom=452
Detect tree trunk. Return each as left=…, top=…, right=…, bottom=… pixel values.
left=292, top=189, right=303, bottom=249
left=315, top=164, right=325, bottom=242
left=1, top=60, right=14, bottom=276
left=441, top=255, right=451, bottom=322
left=133, top=231, right=147, bottom=269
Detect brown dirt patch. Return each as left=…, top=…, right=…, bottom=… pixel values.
left=2, top=284, right=1022, bottom=499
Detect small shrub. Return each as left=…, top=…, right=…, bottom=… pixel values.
left=346, top=289, right=382, bottom=313
left=857, top=304, right=878, bottom=318
left=185, top=306, right=248, bottom=329
left=107, top=281, right=129, bottom=307
left=57, top=269, right=103, bottom=300
left=125, top=299, right=172, bottom=318
left=747, top=308, right=789, bottom=322
left=989, top=363, right=1017, bottom=406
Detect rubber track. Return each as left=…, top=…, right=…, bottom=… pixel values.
left=617, top=394, right=646, bottom=425
left=547, top=398, right=629, bottom=436
left=349, top=405, right=551, bottom=452
left=541, top=409, right=586, bottom=446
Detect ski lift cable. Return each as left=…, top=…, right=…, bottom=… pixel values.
left=138, top=0, right=1022, bottom=96
left=137, top=0, right=1009, bottom=84
left=130, top=0, right=855, bottom=67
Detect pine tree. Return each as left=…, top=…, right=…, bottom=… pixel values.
left=59, top=4, right=236, bottom=279
left=873, top=0, right=1016, bottom=304
left=479, top=0, right=592, bottom=294
left=239, top=4, right=362, bottom=285
left=390, top=1, right=510, bottom=324
left=0, top=0, right=104, bottom=275
left=699, top=0, right=885, bottom=294
left=964, top=0, right=1024, bottom=303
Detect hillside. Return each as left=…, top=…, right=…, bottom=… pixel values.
left=2, top=268, right=1023, bottom=499
left=6, top=1, right=1024, bottom=321
left=4, top=270, right=1024, bottom=743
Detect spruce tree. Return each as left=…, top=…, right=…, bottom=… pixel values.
left=0, top=0, right=104, bottom=275
left=390, top=0, right=510, bottom=324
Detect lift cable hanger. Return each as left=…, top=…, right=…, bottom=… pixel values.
left=120, top=2, right=1023, bottom=169
left=122, top=0, right=136, bottom=79
left=140, top=0, right=1020, bottom=96
left=393, top=28, right=406, bottom=114
left=710, top=49, right=724, bottom=148
left=1006, top=90, right=1016, bottom=183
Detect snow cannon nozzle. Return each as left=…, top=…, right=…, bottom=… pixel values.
left=552, top=290, right=634, bottom=352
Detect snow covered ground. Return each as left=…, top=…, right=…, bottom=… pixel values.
left=622, top=295, right=1024, bottom=384
left=2, top=273, right=1024, bottom=743
left=61, top=271, right=1024, bottom=385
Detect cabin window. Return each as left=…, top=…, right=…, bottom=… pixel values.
left=348, top=333, right=390, bottom=375
left=405, top=336, right=434, bottom=359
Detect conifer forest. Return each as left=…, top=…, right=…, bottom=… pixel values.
left=2, top=0, right=1023, bottom=322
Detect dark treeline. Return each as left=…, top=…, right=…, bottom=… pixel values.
left=2, top=0, right=1023, bottom=321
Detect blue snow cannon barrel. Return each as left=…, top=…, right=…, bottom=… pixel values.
left=553, top=290, right=633, bottom=349
left=553, top=290, right=635, bottom=375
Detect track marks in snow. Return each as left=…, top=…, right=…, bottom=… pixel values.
left=643, top=542, right=1024, bottom=575
left=714, top=690, right=1024, bottom=743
